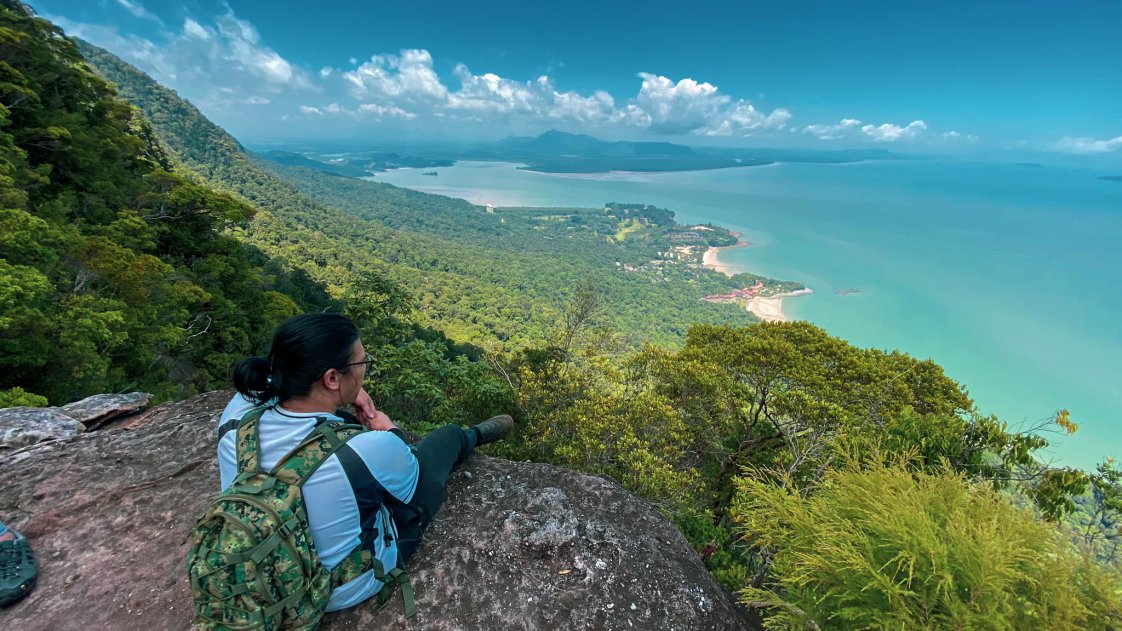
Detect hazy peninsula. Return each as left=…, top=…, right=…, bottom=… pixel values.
left=254, top=130, right=908, bottom=177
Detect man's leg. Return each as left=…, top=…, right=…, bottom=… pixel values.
left=391, top=424, right=477, bottom=565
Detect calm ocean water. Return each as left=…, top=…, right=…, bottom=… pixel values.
left=374, top=160, right=1122, bottom=470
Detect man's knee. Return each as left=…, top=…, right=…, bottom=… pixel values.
left=413, top=475, right=447, bottom=515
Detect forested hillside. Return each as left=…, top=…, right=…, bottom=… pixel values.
left=0, top=3, right=339, bottom=403
left=2, top=3, right=1118, bottom=627
left=77, top=39, right=793, bottom=349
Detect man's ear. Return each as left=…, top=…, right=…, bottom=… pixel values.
left=321, top=368, right=343, bottom=392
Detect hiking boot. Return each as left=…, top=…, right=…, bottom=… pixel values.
left=0, top=527, right=36, bottom=608
left=471, top=414, right=514, bottom=446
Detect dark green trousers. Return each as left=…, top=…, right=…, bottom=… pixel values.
left=388, top=424, right=477, bottom=565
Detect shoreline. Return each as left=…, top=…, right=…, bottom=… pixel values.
left=746, top=288, right=814, bottom=323
left=701, top=233, right=753, bottom=278
left=702, top=236, right=812, bottom=322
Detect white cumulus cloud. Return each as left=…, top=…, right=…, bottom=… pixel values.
left=861, top=120, right=927, bottom=142
left=336, top=54, right=792, bottom=136
left=358, top=103, right=417, bottom=119
left=297, top=102, right=418, bottom=120
left=628, top=73, right=789, bottom=136
left=804, top=118, right=863, bottom=140
left=343, top=49, right=448, bottom=103
left=215, top=13, right=312, bottom=89
left=805, top=118, right=945, bottom=143
left=116, top=0, right=160, bottom=22
left=1053, top=135, right=1122, bottom=154
left=633, top=73, right=724, bottom=134
left=182, top=18, right=210, bottom=40
left=341, top=52, right=621, bottom=125
left=53, top=7, right=316, bottom=121
left=942, top=130, right=979, bottom=143
left=698, top=102, right=792, bottom=137
left=547, top=84, right=616, bottom=123
left=61, top=13, right=973, bottom=147
left=447, top=66, right=541, bottom=113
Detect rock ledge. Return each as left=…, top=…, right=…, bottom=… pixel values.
left=0, top=391, right=749, bottom=630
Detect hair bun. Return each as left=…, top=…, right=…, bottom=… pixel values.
left=233, top=355, right=274, bottom=403
left=266, top=368, right=282, bottom=396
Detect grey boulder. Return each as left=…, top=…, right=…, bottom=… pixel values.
left=0, top=407, right=85, bottom=449
left=60, top=392, right=152, bottom=429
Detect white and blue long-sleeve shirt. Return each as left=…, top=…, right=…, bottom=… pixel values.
left=216, top=393, right=419, bottom=611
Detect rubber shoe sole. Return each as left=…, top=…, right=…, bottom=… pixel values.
left=0, top=534, right=37, bottom=608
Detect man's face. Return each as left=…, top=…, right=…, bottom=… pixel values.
left=342, top=340, right=368, bottom=404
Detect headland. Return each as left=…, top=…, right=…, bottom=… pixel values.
left=702, top=234, right=812, bottom=322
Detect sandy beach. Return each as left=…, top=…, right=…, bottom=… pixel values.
left=747, top=289, right=814, bottom=323
left=701, top=233, right=751, bottom=278
left=702, top=236, right=812, bottom=322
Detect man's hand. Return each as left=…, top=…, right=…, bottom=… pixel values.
left=353, top=388, right=397, bottom=431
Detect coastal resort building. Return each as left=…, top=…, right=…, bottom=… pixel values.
left=704, top=281, right=765, bottom=303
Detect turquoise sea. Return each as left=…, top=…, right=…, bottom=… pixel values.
left=374, top=160, right=1122, bottom=470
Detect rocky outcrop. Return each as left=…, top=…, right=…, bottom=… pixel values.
left=0, top=390, right=751, bottom=630
left=0, top=392, right=152, bottom=450
left=59, top=392, right=152, bottom=429
left=0, top=407, right=85, bottom=449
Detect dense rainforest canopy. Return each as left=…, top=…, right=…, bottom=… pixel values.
left=1, top=2, right=1118, bottom=627
left=0, top=2, right=344, bottom=403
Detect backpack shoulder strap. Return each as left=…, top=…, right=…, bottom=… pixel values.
left=270, top=420, right=366, bottom=487
left=330, top=547, right=416, bottom=618
left=234, top=405, right=268, bottom=475
left=274, top=420, right=418, bottom=619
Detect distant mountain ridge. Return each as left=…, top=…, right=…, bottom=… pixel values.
left=267, top=130, right=908, bottom=175
left=481, top=131, right=905, bottom=173
left=498, top=130, right=696, bottom=157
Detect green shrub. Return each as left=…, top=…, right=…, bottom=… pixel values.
left=733, top=462, right=1122, bottom=630
left=0, top=386, right=49, bottom=408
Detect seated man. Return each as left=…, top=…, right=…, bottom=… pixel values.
left=203, top=313, right=512, bottom=620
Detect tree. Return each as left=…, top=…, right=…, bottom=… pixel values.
left=0, top=1, right=342, bottom=402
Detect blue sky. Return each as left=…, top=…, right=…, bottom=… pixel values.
left=28, top=0, right=1122, bottom=158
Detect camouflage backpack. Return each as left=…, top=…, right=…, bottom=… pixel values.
left=187, top=406, right=415, bottom=630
